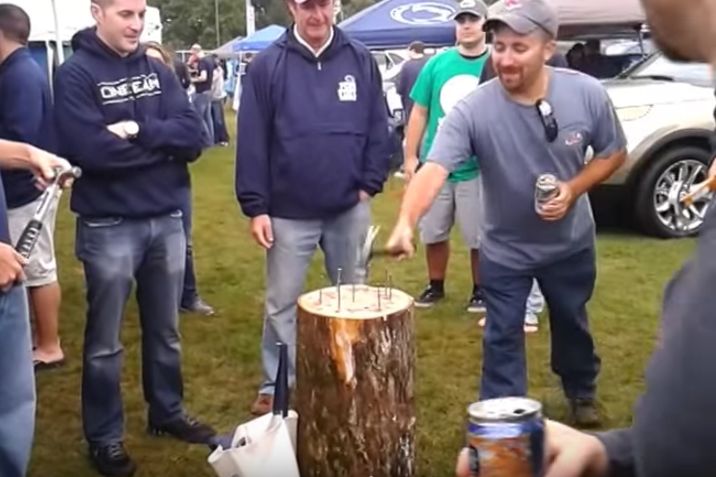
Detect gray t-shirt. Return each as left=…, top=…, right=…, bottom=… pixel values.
left=428, top=68, right=626, bottom=270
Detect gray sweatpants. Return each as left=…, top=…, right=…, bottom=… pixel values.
left=259, top=201, right=370, bottom=395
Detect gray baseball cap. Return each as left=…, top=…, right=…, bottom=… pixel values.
left=483, top=0, right=559, bottom=38
left=453, top=0, right=489, bottom=20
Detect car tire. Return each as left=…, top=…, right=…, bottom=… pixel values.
left=634, top=146, right=711, bottom=238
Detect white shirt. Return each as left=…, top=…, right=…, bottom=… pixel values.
left=293, top=26, right=334, bottom=57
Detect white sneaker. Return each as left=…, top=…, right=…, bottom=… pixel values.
left=478, top=316, right=539, bottom=333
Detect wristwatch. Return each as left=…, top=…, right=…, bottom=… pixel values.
left=123, top=120, right=139, bottom=139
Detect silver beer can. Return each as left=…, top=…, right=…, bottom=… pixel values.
left=534, top=174, right=559, bottom=213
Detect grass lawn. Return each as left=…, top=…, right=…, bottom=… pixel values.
left=29, top=126, right=696, bottom=476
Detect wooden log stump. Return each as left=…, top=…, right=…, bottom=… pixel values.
left=296, top=284, right=416, bottom=477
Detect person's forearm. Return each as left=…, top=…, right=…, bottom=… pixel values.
left=568, top=151, right=626, bottom=196
left=0, top=139, right=34, bottom=169
left=397, top=162, right=448, bottom=227
left=404, top=106, right=428, bottom=160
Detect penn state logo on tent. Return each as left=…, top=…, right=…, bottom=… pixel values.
left=390, top=2, right=456, bottom=25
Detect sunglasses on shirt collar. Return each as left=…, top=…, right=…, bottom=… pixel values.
left=536, top=99, right=559, bottom=143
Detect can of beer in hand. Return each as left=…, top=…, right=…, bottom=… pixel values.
left=467, top=397, right=545, bottom=477
left=534, top=174, right=560, bottom=213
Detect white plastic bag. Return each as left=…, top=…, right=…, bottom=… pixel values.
left=208, top=342, right=299, bottom=477
left=207, top=411, right=299, bottom=477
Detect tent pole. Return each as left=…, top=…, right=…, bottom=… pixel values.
left=51, top=0, right=65, bottom=65
left=45, top=41, right=55, bottom=97
left=246, top=0, right=255, bottom=36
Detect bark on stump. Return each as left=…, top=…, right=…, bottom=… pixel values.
left=295, top=284, right=416, bottom=477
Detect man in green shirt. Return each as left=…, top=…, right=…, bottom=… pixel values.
left=403, top=0, right=489, bottom=312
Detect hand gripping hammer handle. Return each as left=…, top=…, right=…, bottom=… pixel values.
left=15, top=165, right=81, bottom=259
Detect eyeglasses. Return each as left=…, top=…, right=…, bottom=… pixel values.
left=535, top=99, right=558, bottom=143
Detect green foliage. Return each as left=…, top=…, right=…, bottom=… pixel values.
left=151, top=0, right=500, bottom=50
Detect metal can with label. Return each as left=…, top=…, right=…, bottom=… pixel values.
left=534, top=174, right=560, bottom=213
left=467, top=397, right=545, bottom=477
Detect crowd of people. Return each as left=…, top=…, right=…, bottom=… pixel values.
left=2, top=0, right=716, bottom=476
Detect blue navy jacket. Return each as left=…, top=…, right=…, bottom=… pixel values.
left=54, top=28, right=203, bottom=218
left=235, top=26, right=390, bottom=219
left=0, top=47, right=54, bottom=209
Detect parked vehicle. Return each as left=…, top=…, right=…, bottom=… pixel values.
left=596, top=52, right=715, bottom=238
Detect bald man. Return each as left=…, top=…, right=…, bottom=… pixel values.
left=456, top=0, right=716, bottom=475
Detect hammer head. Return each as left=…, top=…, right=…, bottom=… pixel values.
left=357, top=225, right=381, bottom=273
left=54, top=165, right=82, bottom=185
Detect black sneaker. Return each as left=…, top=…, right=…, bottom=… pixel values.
left=467, top=289, right=486, bottom=313
left=415, top=285, right=445, bottom=308
left=89, top=442, right=136, bottom=477
left=569, top=398, right=601, bottom=429
left=148, top=415, right=216, bottom=444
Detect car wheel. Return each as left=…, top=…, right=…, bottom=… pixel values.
left=634, top=146, right=712, bottom=238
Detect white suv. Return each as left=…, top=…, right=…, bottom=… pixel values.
left=596, top=53, right=715, bottom=238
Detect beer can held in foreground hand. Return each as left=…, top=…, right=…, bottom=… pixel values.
left=467, top=397, right=545, bottom=477
left=534, top=174, right=560, bottom=214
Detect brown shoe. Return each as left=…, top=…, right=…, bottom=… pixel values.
left=569, top=398, right=601, bottom=429
left=250, top=394, right=273, bottom=416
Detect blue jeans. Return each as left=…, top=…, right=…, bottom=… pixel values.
left=76, top=213, right=186, bottom=445
left=192, top=92, right=214, bottom=148
left=179, top=191, right=198, bottom=307
left=479, top=247, right=601, bottom=400
left=260, top=201, right=370, bottom=395
left=211, top=100, right=229, bottom=144
left=0, top=285, right=34, bottom=477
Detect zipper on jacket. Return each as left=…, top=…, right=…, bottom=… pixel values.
left=317, top=61, right=322, bottom=71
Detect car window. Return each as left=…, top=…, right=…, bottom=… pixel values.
left=388, top=52, right=404, bottom=66
left=372, top=52, right=388, bottom=70
left=630, top=54, right=713, bottom=87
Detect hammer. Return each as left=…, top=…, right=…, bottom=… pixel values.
left=15, top=165, right=82, bottom=259
left=357, top=225, right=413, bottom=274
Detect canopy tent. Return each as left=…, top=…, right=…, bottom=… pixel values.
left=234, top=25, right=286, bottom=52
left=3, top=0, right=162, bottom=81
left=339, top=0, right=647, bottom=49
left=489, top=0, right=647, bottom=40
left=5, top=0, right=161, bottom=44
left=339, top=0, right=458, bottom=49
left=213, top=36, right=244, bottom=58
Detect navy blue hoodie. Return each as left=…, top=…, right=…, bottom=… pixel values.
left=54, top=29, right=203, bottom=219
left=235, top=27, right=390, bottom=219
left=0, top=47, right=54, bottom=208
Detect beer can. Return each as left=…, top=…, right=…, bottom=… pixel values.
left=467, top=397, right=545, bottom=477
left=534, top=174, right=559, bottom=213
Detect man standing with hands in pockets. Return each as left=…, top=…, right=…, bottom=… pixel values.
left=387, top=0, right=626, bottom=427
left=236, top=0, right=390, bottom=416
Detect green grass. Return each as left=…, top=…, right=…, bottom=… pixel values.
left=29, top=123, right=696, bottom=476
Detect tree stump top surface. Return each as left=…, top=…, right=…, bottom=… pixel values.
left=298, top=284, right=413, bottom=320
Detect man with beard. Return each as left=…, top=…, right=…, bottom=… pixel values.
left=456, top=0, right=716, bottom=476
left=387, top=0, right=626, bottom=426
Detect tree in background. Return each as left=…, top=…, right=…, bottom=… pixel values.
left=152, top=0, right=499, bottom=51
left=154, top=0, right=247, bottom=50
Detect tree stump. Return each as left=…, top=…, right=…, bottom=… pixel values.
left=295, top=284, right=416, bottom=477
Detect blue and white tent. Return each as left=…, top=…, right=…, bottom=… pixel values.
left=234, top=25, right=287, bottom=53
left=340, top=0, right=458, bottom=49
left=339, top=0, right=648, bottom=49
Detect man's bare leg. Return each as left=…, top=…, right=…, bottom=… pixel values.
left=416, top=241, right=450, bottom=307
left=30, top=282, right=64, bottom=365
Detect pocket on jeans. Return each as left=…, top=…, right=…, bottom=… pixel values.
left=81, top=217, right=123, bottom=228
